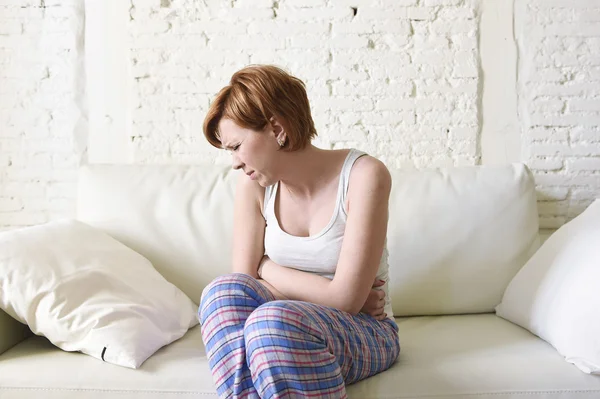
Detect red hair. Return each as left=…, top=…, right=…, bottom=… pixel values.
left=203, top=65, right=317, bottom=151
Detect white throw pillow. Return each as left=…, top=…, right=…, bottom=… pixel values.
left=0, top=219, right=198, bottom=369
left=496, top=199, right=600, bottom=374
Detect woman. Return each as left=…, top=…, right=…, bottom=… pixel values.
left=198, top=64, right=399, bottom=399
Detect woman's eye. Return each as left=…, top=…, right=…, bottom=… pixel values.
left=225, top=144, right=240, bottom=154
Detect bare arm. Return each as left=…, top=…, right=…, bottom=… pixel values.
left=259, top=156, right=391, bottom=314
left=231, top=172, right=266, bottom=278
left=259, top=259, right=386, bottom=318
left=231, top=172, right=289, bottom=299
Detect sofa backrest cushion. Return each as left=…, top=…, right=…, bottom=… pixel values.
left=78, top=165, right=237, bottom=305
left=387, top=164, right=539, bottom=315
left=77, top=163, right=539, bottom=315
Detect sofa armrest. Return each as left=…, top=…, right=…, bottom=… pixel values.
left=0, top=310, right=31, bottom=355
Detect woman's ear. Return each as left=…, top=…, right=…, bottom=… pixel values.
left=269, top=116, right=287, bottom=144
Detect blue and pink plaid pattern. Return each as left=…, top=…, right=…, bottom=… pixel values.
left=198, top=273, right=400, bottom=399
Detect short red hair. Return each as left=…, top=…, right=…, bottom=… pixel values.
left=203, top=65, right=317, bottom=151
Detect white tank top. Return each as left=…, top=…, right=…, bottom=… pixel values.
left=262, top=149, right=394, bottom=320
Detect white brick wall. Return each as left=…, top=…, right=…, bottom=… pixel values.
left=0, top=1, right=85, bottom=231
left=128, top=0, right=480, bottom=168
left=517, top=0, right=600, bottom=229
left=0, top=0, right=599, bottom=231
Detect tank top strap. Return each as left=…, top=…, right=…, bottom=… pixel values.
left=263, top=149, right=367, bottom=220
left=263, top=182, right=278, bottom=219
left=339, top=149, right=367, bottom=216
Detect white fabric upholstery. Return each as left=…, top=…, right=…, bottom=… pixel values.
left=76, top=163, right=539, bottom=316
left=1, top=315, right=599, bottom=399
left=387, top=164, right=540, bottom=315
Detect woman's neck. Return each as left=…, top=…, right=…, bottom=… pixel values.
left=276, top=146, right=349, bottom=199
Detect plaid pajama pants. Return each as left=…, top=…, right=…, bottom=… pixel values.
left=198, top=273, right=400, bottom=399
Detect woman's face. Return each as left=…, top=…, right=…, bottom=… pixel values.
left=218, top=118, right=284, bottom=187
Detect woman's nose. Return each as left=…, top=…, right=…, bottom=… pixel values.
left=231, top=154, right=243, bottom=170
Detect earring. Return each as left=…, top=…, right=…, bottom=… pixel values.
left=277, top=138, right=285, bottom=147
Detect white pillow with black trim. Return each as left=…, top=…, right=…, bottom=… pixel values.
left=0, top=219, right=198, bottom=369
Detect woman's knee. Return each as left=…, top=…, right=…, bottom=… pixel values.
left=245, top=300, right=297, bottom=321
left=198, top=273, right=258, bottom=321
left=200, top=273, right=256, bottom=301
left=243, top=301, right=318, bottom=342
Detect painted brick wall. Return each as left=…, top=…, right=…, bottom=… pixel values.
left=0, top=0, right=599, bottom=231
left=0, top=1, right=84, bottom=231
left=129, top=0, right=480, bottom=168
left=517, top=0, right=600, bottom=229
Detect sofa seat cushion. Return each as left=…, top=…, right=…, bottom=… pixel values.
left=350, top=315, right=600, bottom=398
left=1, top=315, right=599, bottom=399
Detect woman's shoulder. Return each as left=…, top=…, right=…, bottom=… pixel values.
left=235, top=172, right=267, bottom=216
left=349, top=152, right=392, bottom=194
left=351, top=150, right=391, bottom=179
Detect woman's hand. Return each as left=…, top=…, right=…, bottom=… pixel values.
left=360, top=279, right=387, bottom=320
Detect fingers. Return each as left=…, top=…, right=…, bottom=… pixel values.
left=362, top=286, right=387, bottom=320
left=365, top=310, right=387, bottom=321
left=366, top=302, right=387, bottom=320
left=369, top=289, right=385, bottom=301
left=373, top=312, right=388, bottom=321
left=371, top=279, right=385, bottom=288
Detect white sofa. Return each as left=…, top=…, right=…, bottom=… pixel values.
left=1, top=162, right=599, bottom=399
